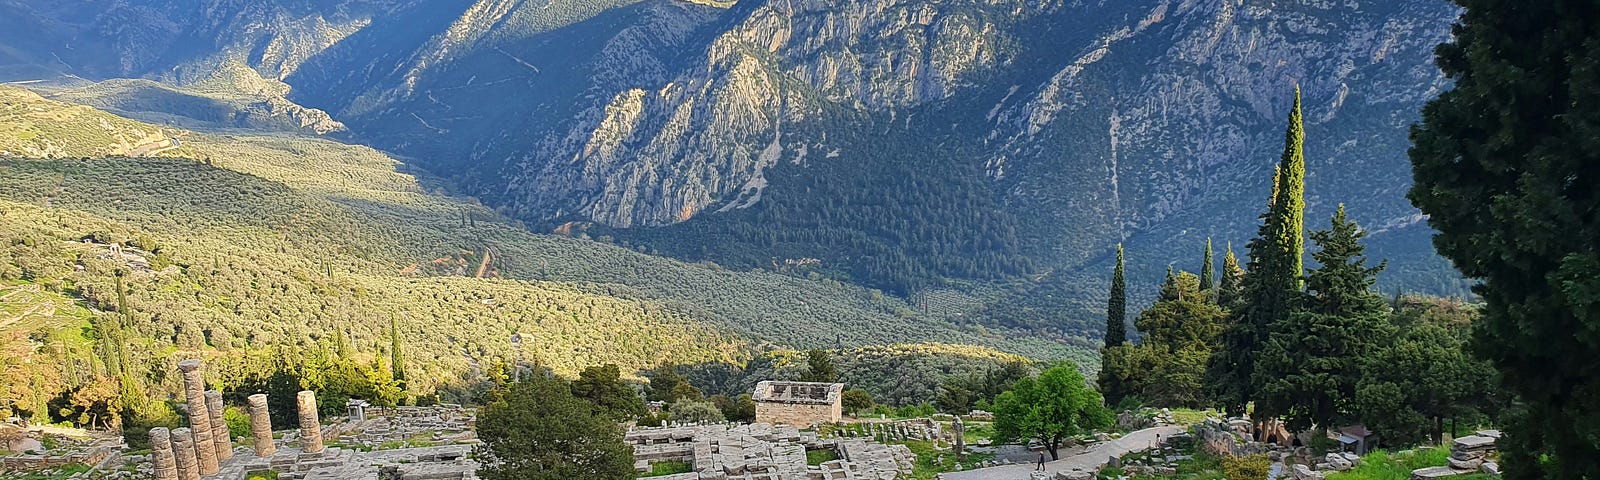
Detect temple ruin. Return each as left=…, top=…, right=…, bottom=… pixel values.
left=627, top=423, right=913, bottom=480
left=752, top=381, right=844, bottom=428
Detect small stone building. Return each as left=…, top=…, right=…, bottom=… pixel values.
left=752, top=381, right=844, bottom=427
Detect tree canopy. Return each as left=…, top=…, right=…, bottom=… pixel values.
left=993, top=363, right=1112, bottom=460
left=474, top=375, right=636, bottom=480
left=1408, top=0, right=1600, bottom=477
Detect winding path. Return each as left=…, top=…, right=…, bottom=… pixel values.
left=941, top=425, right=1184, bottom=480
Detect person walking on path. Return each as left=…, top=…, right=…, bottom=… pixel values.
left=1036, top=452, right=1047, bottom=471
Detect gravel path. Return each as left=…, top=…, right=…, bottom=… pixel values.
left=940, top=425, right=1185, bottom=480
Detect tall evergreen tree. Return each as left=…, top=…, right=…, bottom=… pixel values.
left=1409, top=1, right=1600, bottom=475
left=1254, top=205, right=1392, bottom=434
left=1217, top=243, right=1245, bottom=310
left=1098, top=244, right=1130, bottom=406
left=1208, top=88, right=1307, bottom=417
left=389, top=317, right=406, bottom=388
left=1105, top=244, right=1128, bottom=347
left=1200, top=238, right=1215, bottom=293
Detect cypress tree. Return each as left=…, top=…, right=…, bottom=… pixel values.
left=1105, top=244, right=1127, bottom=347
left=1098, top=244, right=1129, bottom=407
left=1208, top=88, right=1307, bottom=417
left=1409, top=1, right=1600, bottom=474
left=390, top=317, right=407, bottom=387
left=1200, top=238, right=1215, bottom=293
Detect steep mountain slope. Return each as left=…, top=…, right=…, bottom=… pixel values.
left=0, top=0, right=1469, bottom=333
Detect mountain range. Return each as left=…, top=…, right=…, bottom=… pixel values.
left=0, top=0, right=1471, bottom=333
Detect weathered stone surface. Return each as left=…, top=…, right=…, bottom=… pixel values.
left=1453, top=436, right=1495, bottom=450
left=297, top=390, right=324, bottom=453
left=205, top=390, right=232, bottom=460
left=752, top=381, right=843, bottom=428
left=149, top=427, right=178, bottom=480
left=1448, top=456, right=1484, bottom=470
left=1481, top=462, right=1500, bottom=475
left=177, top=359, right=219, bottom=475
left=170, top=427, right=201, bottom=480
left=1411, top=466, right=1466, bottom=480
left=248, top=393, right=275, bottom=457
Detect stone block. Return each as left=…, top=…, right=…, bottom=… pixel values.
left=1412, top=466, right=1466, bottom=480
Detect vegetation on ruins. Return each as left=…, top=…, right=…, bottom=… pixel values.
left=474, top=375, right=636, bottom=480
left=992, top=363, right=1112, bottom=460
left=1408, top=0, right=1600, bottom=475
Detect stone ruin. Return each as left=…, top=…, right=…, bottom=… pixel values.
left=1410, top=431, right=1500, bottom=480
left=752, top=381, right=844, bottom=428
left=127, top=359, right=480, bottom=480
left=627, top=422, right=915, bottom=480
left=818, top=418, right=944, bottom=444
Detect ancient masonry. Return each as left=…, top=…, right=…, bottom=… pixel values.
left=139, top=359, right=481, bottom=480
left=177, top=360, right=220, bottom=475
left=628, top=423, right=915, bottom=480
left=1409, top=431, right=1500, bottom=480
left=247, top=394, right=275, bottom=457
left=752, top=381, right=844, bottom=428
left=170, top=428, right=200, bottom=480
left=205, top=390, right=233, bottom=462
left=296, top=390, right=324, bottom=454
left=149, top=428, right=178, bottom=480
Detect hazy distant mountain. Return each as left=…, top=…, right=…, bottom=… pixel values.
left=0, top=0, right=1469, bottom=330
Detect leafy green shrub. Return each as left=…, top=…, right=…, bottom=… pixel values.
left=1222, top=454, right=1272, bottom=480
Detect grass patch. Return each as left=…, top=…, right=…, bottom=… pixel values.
left=1325, top=447, right=1497, bottom=480
left=1169, top=409, right=1217, bottom=425
left=808, top=448, right=840, bottom=465
left=900, top=440, right=996, bottom=480
left=644, top=460, right=692, bottom=477
left=7, top=464, right=91, bottom=480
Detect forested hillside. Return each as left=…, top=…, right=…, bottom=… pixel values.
left=0, top=85, right=1078, bottom=428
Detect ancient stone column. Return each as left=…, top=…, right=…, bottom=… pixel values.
left=953, top=417, right=966, bottom=461
left=297, top=390, right=324, bottom=453
left=176, top=359, right=219, bottom=474
left=248, top=393, right=276, bottom=457
left=205, top=390, right=233, bottom=461
left=149, top=427, right=179, bottom=480
left=171, top=427, right=202, bottom=480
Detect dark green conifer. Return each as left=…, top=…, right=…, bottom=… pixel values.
left=1255, top=205, right=1391, bottom=434
left=1200, top=238, right=1215, bottom=293
left=1409, top=0, right=1600, bottom=473
left=1208, top=88, right=1307, bottom=417
left=1105, top=244, right=1127, bottom=347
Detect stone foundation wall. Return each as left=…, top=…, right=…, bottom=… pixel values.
left=755, top=401, right=840, bottom=427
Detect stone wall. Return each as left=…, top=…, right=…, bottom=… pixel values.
left=755, top=400, right=841, bottom=428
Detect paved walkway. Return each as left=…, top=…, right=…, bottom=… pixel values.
left=941, top=425, right=1184, bottom=480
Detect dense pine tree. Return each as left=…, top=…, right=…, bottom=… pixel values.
left=1408, top=1, right=1600, bottom=475
left=1254, top=205, right=1391, bottom=434
left=1200, top=238, right=1215, bottom=293
left=1208, top=89, right=1308, bottom=417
